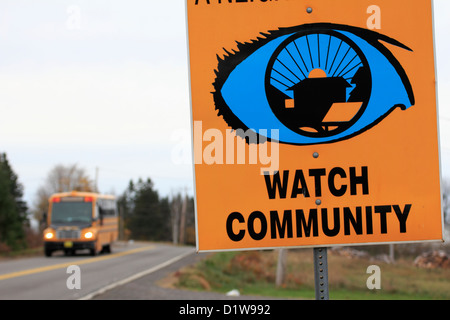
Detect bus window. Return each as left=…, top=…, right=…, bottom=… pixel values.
left=99, top=199, right=117, bottom=217
left=51, top=201, right=93, bottom=224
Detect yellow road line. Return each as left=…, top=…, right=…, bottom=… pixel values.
left=0, top=245, right=155, bottom=281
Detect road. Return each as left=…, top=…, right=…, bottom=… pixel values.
left=0, top=241, right=195, bottom=300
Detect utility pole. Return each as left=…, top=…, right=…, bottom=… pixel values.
left=389, top=244, right=395, bottom=263
left=171, top=191, right=180, bottom=245
left=179, top=190, right=187, bottom=245
left=94, top=167, right=99, bottom=192
left=275, top=249, right=287, bottom=287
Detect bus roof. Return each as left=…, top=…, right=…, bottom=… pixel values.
left=48, top=191, right=115, bottom=201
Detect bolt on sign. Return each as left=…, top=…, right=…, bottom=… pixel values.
left=186, top=0, right=444, bottom=252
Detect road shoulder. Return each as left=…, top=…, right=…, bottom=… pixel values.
left=90, top=250, right=279, bottom=300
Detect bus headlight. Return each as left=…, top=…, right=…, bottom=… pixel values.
left=83, top=231, right=94, bottom=239
left=44, top=231, right=54, bottom=240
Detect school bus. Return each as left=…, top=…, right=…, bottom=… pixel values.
left=43, top=191, right=118, bottom=257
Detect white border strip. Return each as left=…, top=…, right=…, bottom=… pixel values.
left=78, top=249, right=196, bottom=300
left=184, top=1, right=200, bottom=253
left=431, top=0, right=446, bottom=240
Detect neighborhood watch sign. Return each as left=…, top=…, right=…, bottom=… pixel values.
left=187, top=0, right=443, bottom=252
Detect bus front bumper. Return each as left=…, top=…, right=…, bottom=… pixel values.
left=44, top=241, right=96, bottom=251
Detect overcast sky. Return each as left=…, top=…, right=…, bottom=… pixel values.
left=1, top=0, right=450, bottom=208
left=0, top=0, right=192, bottom=206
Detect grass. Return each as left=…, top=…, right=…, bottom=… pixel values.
left=0, top=246, right=43, bottom=260
left=170, top=248, right=450, bottom=300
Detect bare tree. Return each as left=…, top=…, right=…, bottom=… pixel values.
left=170, top=190, right=189, bottom=245
left=33, top=164, right=95, bottom=225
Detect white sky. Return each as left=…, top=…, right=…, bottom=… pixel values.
left=0, top=0, right=192, bottom=205
left=0, top=0, right=449, bottom=208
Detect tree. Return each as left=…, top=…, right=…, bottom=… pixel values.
left=33, top=164, right=95, bottom=224
left=123, top=178, right=171, bottom=241
left=0, top=153, right=28, bottom=251
left=170, top=192, right=186, bottom=245
left=118, top=179, right=195, bottom=244
left=170, top=191, right=195, bottom=245
left=117, top=180, right=135, bottom=240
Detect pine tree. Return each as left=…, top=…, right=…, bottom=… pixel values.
left=125, top=178, right=171, bottom=241
left=0, top=153, right=28, bottom=251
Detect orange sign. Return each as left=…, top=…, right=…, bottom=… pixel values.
left=187, top=0, right=443, bottom=251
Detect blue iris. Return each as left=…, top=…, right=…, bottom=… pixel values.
left=217, top=24, right=414, bottom=145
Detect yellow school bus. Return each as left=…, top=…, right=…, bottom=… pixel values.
left=43, top=191, right=118, bottom=257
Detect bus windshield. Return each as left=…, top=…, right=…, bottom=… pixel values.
left=51, top=202, right=93, bottom=224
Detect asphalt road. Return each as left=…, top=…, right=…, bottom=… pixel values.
left=0, top=241, right=195, bottom=300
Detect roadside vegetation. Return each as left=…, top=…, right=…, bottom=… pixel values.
left=169, top=245, right=450, bottom=300
left=0, top=154, right=196, bottom=257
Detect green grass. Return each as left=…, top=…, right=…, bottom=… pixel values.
left=172, top=249, right=450, bottom=300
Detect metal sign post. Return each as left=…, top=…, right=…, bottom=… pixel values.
left=313, top=248, right=329, bottom=300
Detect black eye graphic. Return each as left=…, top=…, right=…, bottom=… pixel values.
left=213, top=23, right=415, bottom=145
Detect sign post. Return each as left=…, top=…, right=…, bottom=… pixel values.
left=313, top=248, right=329, bottom=300
left=186, top=0, right=443, bottom=299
